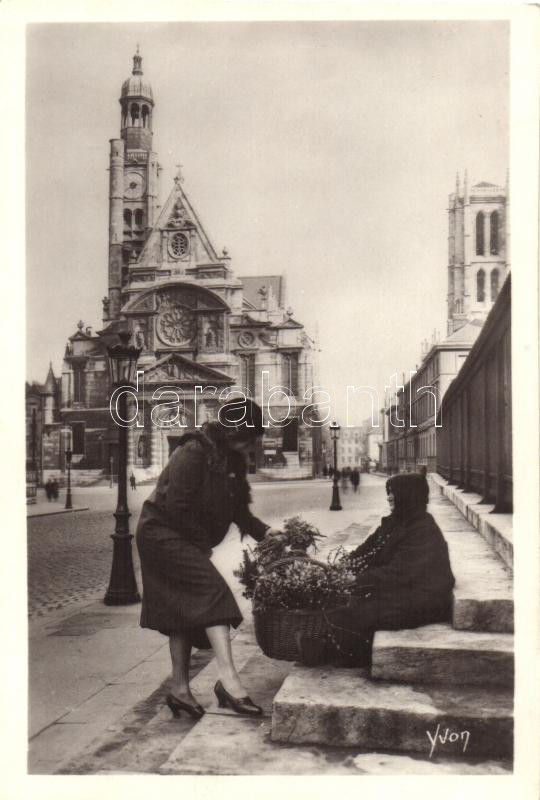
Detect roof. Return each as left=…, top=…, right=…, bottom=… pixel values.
left=239, top=275, right=284, bottom=310
left=443, top=318, right=484, bottom=346
left=121, top=51, right=153, bottom=102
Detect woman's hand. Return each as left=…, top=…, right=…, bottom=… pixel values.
left=265, top=527, right=287, bottom=542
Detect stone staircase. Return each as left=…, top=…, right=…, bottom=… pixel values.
left=271, top=495, right=514, bottom=763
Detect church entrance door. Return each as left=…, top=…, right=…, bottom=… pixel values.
left=282, top=418, right=298, bottom=452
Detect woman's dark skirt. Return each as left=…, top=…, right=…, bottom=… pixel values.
left=136, top=526, right=242, bottom=650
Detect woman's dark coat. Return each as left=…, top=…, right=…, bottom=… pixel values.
left=136, top=427, right=268, bottom=648
left=326, top=474, right=455, bottom=662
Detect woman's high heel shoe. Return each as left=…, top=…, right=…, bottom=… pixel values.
left=214, top=680, right=263, bottom=716
left=166, top=693, right=205, bottom=720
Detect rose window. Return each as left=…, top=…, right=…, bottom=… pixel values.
left=157, top=305, right=196, bottom=345
left=169, top=232, right=189, bottom=258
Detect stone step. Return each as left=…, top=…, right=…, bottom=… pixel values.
left=430, top=475, right=513, bottom=569
left=371, top=625, right=513, bottom=688
left=271, top=666, right=513, bottom=761
left=444, top=530, right=513, bottom=633
left=283, top=451, right=300, bottom=467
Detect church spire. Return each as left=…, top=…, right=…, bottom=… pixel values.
left=132, top=43, right=143, bottom=75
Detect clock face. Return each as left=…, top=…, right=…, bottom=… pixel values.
left=124, top=171, right=146, bottom=199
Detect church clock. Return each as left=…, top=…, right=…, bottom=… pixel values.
left=124, top=171, right=146, bottom=199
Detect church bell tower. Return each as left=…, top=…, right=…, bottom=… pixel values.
left=106, top=48, right=159, bottom=321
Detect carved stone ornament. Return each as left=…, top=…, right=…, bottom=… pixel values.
left=168, top=201, right=190, bottom=229
left=258, top=330, right=278, bottom=347
left=238, top=330, right=255, bottom=349
left=157, top=304, right=196, bottom=346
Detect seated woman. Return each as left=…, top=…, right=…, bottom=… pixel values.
left=320, top=473, right=455, bottom=665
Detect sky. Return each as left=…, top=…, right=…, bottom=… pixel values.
left=26, top=21, right=509, bottom=423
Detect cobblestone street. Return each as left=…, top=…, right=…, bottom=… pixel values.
left=27, top=510, right=137, bottom=619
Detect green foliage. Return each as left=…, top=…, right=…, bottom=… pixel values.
left=234, top=515, right=355, bottom=611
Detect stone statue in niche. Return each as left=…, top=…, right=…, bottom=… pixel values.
left=201, top=315, right=222, bottom=352
left=134, top=320, right=149, bottom=350
left=137, top=434, right=149, bottom=460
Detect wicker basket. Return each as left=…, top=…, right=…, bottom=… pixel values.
left=252, top=555, right=330, bottom=662
left=253, top=605, right=329, bottom=661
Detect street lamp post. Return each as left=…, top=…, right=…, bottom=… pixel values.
left=63, top=428, right=73, bottom=510
left=329, top=421, right=342, bottom=511
left=104, top=330, right=142, bottom=606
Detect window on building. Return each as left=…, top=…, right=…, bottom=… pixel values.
left=134, top=209, right=144, bottom=228
left=491, top=269, right=500, bottom=302
left=73, top=367, right=85, bottom=403
left=282, top=352, right=299, bottom=396
left=71, top=422, right=85, bottom=455
left=130, top=103, right=140, bottom=125
left=490, top=211, right=499, bottom=255
left=141, top=105, right=149, bottom=128
left=477, top=269, right=486, bottom=302
left=476, top=211, right=485, bottom=256
left=239, top=354, right=256, bottom=396
left=124, top=209, right=132, bottom=230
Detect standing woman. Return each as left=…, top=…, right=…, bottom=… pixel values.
left=136, top=399, right=280, bottom=718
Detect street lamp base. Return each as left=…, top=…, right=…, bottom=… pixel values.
left=330, top=504, right=342, bottom=511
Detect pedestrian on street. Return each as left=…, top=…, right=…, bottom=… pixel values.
left=322, top=465, right=328, bottom=479
left=341, top=466, right=350, bottom=490
left=51, top=479, right=59, bottom=501
left=328, top=465, right=334, bottom=480
left=136, top=399, right=282, bottom=720
left=350, top=467, right=360, bottom=492
left=129, top=472, right=137, bottom=491
left=319, top=473, right=455, bottom=666
left=45, top=479, right=52, bottom=501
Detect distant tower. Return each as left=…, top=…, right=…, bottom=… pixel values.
left=43, top=362, right=56, bottom=425
left=447, top=172, right=508, bottom=334
left=107, top=48, right=159, bottom=320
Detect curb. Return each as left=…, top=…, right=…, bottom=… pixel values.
left=27, top=506, right=90, bottom=519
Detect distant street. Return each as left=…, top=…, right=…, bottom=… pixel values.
left=27, top=475, right=387, bottom=621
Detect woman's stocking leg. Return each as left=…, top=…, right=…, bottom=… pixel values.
left=205, top=624, right=246, bottom=697
left=169, top=633, right=199, bottom=704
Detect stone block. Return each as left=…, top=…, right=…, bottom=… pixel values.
left=371, top=625, right=513, bottom=688
left=271, top=667, right=513, bottom=760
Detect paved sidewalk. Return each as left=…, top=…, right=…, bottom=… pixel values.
left=29, top=503, right=377, bottom=774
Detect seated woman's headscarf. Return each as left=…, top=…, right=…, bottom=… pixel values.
left=386, top=473, right=429, bottom=523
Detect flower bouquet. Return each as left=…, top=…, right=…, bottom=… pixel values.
left=234, top=516, right=355, bottom=662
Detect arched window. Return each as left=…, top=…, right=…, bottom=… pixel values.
left=134, top=209, right=144, bottom=227
left=490, top=210, right=499, bottom=255
left=123, top=209, right=132, bottom=229
left=491, top=269, right=500, bottom=302
left=130, top=103, right=140, bottom=125
left=476, top=211, right=485, bottom=256
left=141, top=105, right=149, bottom=128
left=477, top=269, right=485, bottom=302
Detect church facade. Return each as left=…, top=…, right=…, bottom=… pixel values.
left=31, top=51, right=320, bottom=486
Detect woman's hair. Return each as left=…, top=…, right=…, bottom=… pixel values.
left=217, top=398, right=265, bottom=442
left=386, top=473, right=429, bottom=521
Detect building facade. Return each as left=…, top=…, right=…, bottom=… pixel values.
left=382, top=175, right=509, bottom=474
left=31, top=51, right=319, bottom=484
